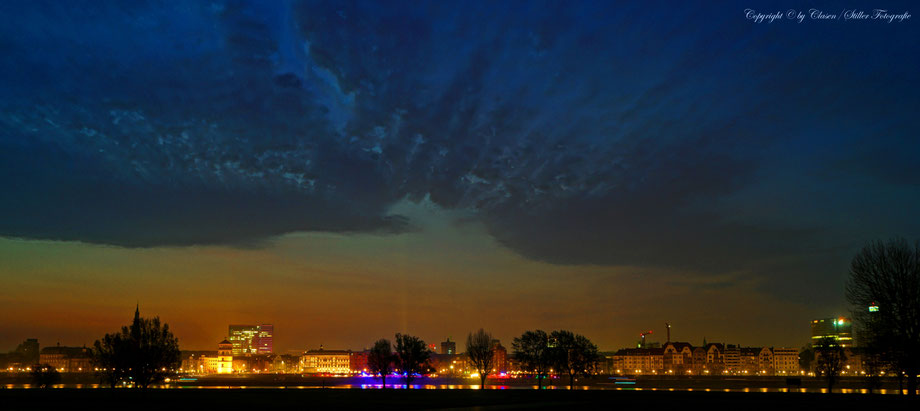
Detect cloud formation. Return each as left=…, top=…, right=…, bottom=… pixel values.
left=1, top=1, right=918, bottom=293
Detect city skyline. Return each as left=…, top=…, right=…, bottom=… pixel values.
left=3, top=310, right=851, bottom=354
left=1, top=2, right=918, bottom=358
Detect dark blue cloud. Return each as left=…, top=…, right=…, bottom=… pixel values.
left=1, top=1, right=918, bottom=301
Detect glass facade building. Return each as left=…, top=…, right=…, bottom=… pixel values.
left=229, top=324, right=273, bottom=355
left=811, top=317, right=853, bottom=347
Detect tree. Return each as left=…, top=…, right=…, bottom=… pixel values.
left=394, top=333, right=430, bottom=386
left=367, top=338, right=395, bottom=388
left=550, top=330, right=600, bottom=390
left=845, top=238, right=920, bottom=396
left=30, top=364, right=61, bottom=388
left=466, top=328, right=496, bottom=388
left=512, top=330, right=553, bottom=389
left=814, top=337, right=846, bottom=392
left=798, top=343, right=814, bottom=372
left=92, top=332, right=130, bottom=388
left=91, top=306, right=181, bottom=388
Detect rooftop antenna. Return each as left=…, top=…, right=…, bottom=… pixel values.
left=666, top=322, right=671, bottom=343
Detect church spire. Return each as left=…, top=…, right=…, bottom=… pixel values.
left=134, top=303, right=140, bottom=322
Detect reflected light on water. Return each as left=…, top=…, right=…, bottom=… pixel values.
left=1, top=382, right=916, bottom=394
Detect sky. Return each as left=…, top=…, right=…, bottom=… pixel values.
left=0, top=1, right=918, bottom=353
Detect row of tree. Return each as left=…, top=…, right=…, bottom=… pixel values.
left=512, top=330, right=600, bottom=389
left=366, top=328, right=600, bottom=389
left=366, top=333, right=431, bottom=387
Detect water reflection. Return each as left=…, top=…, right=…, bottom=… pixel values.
left=0, top=382, right=915, bottom=394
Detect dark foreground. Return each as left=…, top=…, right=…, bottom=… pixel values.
left=1, top=388, right=915, bottom=410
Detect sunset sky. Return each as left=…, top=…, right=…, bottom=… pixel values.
left=1, top=1, right=918, bottom=353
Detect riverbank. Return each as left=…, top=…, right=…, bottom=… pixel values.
left=1, top=387, right=916, bottom=410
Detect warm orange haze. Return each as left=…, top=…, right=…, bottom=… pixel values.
left=0, top=209, right=826, bottom=354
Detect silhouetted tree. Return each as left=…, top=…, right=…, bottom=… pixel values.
left=30, top=364, right=61, bottom=388
left=466, top=328, right=495, bottom=388
left=92, top=332, right=130, bottom=388
left=551, top=330, right=600, bottom=390
left=512, top=330, right=553, bottom=389
left=845, top=238, right=920, bottom=396
left=91, top=306, right=180, bottom=388
left=815, top=337, right=846, bottom=392
left=394, top=333, right=430, bottom=386
left=367, top=338, right=395, bottom=388
left=798, top=343, right=814, bottom=372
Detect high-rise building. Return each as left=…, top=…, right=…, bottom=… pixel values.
left=257, top=324, right=273, bottom=354
left=811, top=317, right=853, bottom=347
left=229, top=324, right=273, bottom=355
left=440, top=338, right=457, bottom=355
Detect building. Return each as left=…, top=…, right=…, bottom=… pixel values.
left=811, top=318, right=853, bottom=347
left=691, top=346, right=707, bottom=373
left=705, top=343, right=724, bottom=365
left=611, top=348, right=664, bottom=374
left=257, top=324, right=273, bottom=354
left=217, top=340, right=233, bottom=374
left=301, top=348, right=352, bottom=374
left=756, top=347, right=774, bottom=374
left=16, top=339, right=40, bottom=365
left=229, top=324, right=273, bottom=355
left=736, top=347, right=773, bottom=374
left=430, top=353, right=469, bottom=376
left=38, top=345, right=91, bottom=373
left=350, top=350, right=369, bottom=374
left=182, top=351, right=219, bottom=374
left=273, top=354, right=301, bottom=373
left=1, top=338, right=40, bottom=371
left=723, top=345, right=741, bottom=372
left=662, top=342, right=693, bottom=373
left=772, top=347, right=799, bottom=375
left=491, top=340, right=508, bottom=374
left=440, top=338, right=457, bottom=355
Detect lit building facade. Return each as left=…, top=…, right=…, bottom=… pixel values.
left=184, top=354, right=218, bottom=374
left=772, top=347, right=799, bottom=374
left=611, top=343, right=796, bottom=376
left=229, top=324, right=273, bottom=355
left=257, top=324, right=273, bottom=354
left=350, top=350, right=369, bottom=374
left=662, top=342, right=693, bottom=373
left=38, top=345, right=91, bottom=373
left=811, top=317, right=853, bottom=347
left=430, top=353, right=470, bottom=375
left=301, top=348, right=352, bottom=374
left=611, top=348, right=664, bottom=374
left=217, top=340, right=233, bottom=374
left=723, top=345, right=741, bottom=371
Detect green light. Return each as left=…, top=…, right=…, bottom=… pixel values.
left=869, top=305, right=879, bottom=312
